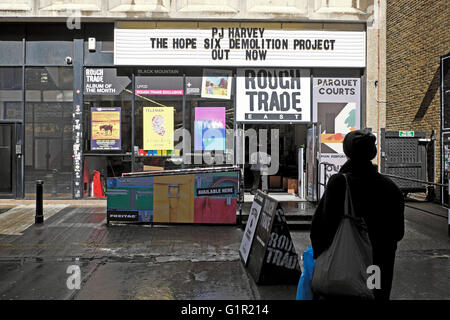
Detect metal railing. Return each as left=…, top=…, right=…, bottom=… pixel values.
left=316, top=163, right=450, bottom=236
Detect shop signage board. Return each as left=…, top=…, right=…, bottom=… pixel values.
left=91, top=107, right=121, bottom=150
left=106, top=168, right=239, bottom=224
left=143, top=107, right=174, bottom=150
left=242, top=191, right=302, bottom=284
left=135, top=75, right=183, bottom=95
left=84, top=68, right=131, bottom=95
left=114, top=28, right=366, bottom=68
left=236, top=68, right=311, bottom=122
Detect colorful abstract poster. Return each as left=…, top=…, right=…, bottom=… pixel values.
left=194, top=171, right=238, bottom=224
left=201, top=69, right=232, bottom=99
left=143, top=107, right=174, bottom=150
left=194, top=107, right=226, bottom=150
left=91, top=107, right=121, bottom=150
left=318, top=102, right=356, bottom=154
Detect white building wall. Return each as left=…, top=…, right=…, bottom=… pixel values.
left=0, top=0, right=384, bottom=163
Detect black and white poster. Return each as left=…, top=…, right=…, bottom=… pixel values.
left=236, top=68, right=310, bottom=122
left=239, top=191, right=265, bottom=265
left=244, top=192, right=302, bottom=285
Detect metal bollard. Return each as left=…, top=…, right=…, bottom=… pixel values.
left=35, top=180, right=44, bottom=224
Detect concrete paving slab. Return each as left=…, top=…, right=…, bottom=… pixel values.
left=0, top=199, right=448, bottom=300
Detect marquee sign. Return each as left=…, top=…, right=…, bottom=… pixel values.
left=114, top=27, right=366, bottom=68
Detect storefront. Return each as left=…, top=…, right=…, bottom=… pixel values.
left=0, top=22, right=366, bottom=200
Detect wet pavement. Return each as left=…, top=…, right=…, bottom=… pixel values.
left=0, top=199, right=448, bottom=300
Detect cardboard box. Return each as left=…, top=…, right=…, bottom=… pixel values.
left=269, top=176, right=282, bottom=188
left=288, top=178, right=298, bottom=194
left=143, top=165, right=164, bottom=171
left=283, top=177, right=288, bottom=190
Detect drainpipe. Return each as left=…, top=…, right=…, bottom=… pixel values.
left=376, top=0, right=382, bottom=171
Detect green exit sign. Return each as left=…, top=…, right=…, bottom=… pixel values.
left=399, top=131, right=414, bottom=137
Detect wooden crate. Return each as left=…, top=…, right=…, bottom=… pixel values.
left=287, top=178, right=298, bottom=194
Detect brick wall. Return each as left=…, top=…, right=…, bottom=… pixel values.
left=386, top=0, right=449, bottom=185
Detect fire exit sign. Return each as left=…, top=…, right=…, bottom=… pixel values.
left=399, top=131, right=415, bottom=137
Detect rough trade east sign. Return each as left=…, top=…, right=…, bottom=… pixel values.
left=236, top=68, right=311, bottom=123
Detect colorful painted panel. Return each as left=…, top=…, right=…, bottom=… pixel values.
left=153, top=174, right=195, bottom=223
left=194, top=171, right=239, bottom=224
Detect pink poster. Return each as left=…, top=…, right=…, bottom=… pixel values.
left=194, top=107, right=226, bottom=150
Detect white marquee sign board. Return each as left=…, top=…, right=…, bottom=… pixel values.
left=114, top=27, right=366, bottom=68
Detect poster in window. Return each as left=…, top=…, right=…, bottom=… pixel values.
left=91, top=107, right=121, bottom=150
left=143, top=107, right=174, bottom=150
left=318, top=102, right=356, bottom=154
left=194, top=107, right=226, bottom=151
left=201, top=69, right=232, bottom=100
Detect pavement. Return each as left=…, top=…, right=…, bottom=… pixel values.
left=0, top=198, right=448, bottom=300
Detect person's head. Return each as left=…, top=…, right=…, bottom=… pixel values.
left=343, top=128, right=377, bottom=162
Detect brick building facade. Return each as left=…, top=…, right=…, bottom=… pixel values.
left=386, top=0, right=449, bottom=189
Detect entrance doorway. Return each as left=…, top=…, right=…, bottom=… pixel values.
left=0, top=123, right=15, bottom=197
left=243, top=124, right=307, bottom=196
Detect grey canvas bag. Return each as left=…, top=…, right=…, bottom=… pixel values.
left=311, top=174, right=375, bottom=299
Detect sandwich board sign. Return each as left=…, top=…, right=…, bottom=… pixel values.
left=240, top=190, right=302, bottom=284
left=239, top=191, right=265, bottom=264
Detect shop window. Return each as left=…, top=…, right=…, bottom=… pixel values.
left=83, top=67, right=133, bottom=198
left=134, top=68, right=184, bottom=171
left=0, top=67, right=22, bottom=121
left=185, top=67, right=235, bottom=168
left=26, top=24, right=75, bottom=66
left=24, top=67, right=73, bottom=198
left=0, top=24, right=25, bottom=65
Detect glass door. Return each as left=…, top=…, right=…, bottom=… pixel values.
left=0, top=123, right=14, bottom=196
left=305, top=123, right=321, bottom=202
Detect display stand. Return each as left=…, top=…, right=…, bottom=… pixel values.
left=106, top=166, right=240, bottom=225
left=239, top=190, right=302, bottom=285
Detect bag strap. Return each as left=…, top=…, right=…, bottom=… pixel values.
left=342, top=173, right=356, bottom=218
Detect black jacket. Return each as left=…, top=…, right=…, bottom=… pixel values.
left=310, top=159, right=405, bottom=300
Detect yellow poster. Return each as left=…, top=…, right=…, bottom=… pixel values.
left=143, top=107, right=174, bottom=150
